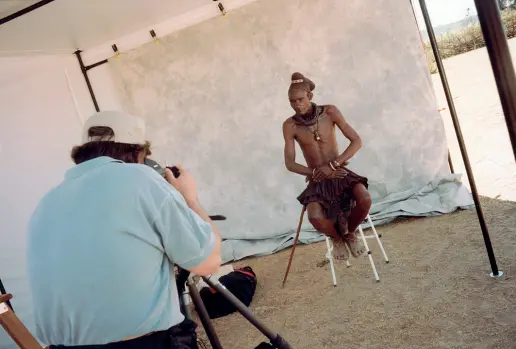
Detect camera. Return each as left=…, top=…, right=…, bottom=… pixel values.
left=144, top=158, right=180, bottom=178
left=143, top=158, right=226, bottom=222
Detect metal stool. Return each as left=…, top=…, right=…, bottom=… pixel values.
left=325, top=214, right=389, bottom=285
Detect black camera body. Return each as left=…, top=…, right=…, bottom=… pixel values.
left=144, top=158, right=226, bottom=222
left=144, top=158, right=180, bottom=178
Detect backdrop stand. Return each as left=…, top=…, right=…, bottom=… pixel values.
left=74, top=50, right=107, bottom=113
left=417, top=0, right=503, bottom=278
left=409, top=2, right=455, bottom=174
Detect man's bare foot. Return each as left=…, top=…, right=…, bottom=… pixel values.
left=332, top=238, right=350, bottom=260
left=344, top=233, right=366, bottom=258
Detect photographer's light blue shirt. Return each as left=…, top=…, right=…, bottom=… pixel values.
left=27, top=157, right=216, bottom=346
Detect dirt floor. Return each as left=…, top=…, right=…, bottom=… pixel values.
left=194, top=197, right=516, bottom=349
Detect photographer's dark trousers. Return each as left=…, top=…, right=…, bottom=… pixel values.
left=49, top=320, right=198, bottom=349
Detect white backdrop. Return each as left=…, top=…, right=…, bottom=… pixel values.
left=108, top=0, right=473, bottom=262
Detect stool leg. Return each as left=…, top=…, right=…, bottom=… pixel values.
left=325, top=237, right=338, bottom=287
left=358, top=225, right=380, bottom=282
left=367, top=215, right=389, bottom=263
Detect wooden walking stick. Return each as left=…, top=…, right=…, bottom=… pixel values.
left=282, top=205, right=307, bottom=288
left=1, top=294, right=43, bottom=349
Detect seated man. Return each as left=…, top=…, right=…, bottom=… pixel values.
left=282, top=72, right=372, bottom=260
left=27, top=110, right=221, bottom=349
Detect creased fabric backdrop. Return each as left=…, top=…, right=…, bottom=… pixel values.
left=109, top=0, right=473, bottom=263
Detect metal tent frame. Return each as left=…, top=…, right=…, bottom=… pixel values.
left=0, top=0, right=514, bottom=301
left=415, top=0, right=516, bottom=278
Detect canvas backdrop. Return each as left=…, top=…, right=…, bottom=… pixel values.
left=109, top=0, right=473, bottom=263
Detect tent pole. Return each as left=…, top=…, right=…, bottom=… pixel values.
left=75, top=50, right=100, bottom=112
left=0, top=0, right=55, bottom=26
left=417, top=0, right=502, bottom=277
left=408, top=1, right=455, bottom=174
left=473, top=0, right=516, bottom=161
left=85, top=59, right=109, bottom=71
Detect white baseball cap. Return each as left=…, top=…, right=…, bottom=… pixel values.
left=82, top=110, right=146, bottom=145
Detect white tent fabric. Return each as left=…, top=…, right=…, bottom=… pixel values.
left=0, top=55, right=87, bottom=349
left=0, top=0, right=224, bottom=56
left=108, top=0, right=474, bottom=264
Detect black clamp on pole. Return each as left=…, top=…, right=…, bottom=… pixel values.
left=213, top=0, right=227, bottom=17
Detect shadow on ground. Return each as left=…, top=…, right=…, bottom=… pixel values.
left=198, top=197, right=516, bottom=349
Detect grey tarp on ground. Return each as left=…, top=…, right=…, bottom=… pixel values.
left=220, top=174, right=473, bottom=263
left=108, top=0, right=474, bottom=264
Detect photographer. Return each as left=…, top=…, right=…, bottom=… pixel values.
left=26, top=111, right=221, bottom=349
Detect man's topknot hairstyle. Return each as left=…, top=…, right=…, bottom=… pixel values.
left=288, top=72, right=316, bottom=93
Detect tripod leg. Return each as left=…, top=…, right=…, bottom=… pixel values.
left=203, top=276, right=292, bottom=349
left=187, top=278, right=224, bottom=349
left=282, top=205, right=307, bottom=288
left=180, top=286, right=192, bottom=320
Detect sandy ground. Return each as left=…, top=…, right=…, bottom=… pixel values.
left=432, top=39, right=516, bottom=202
left=195, top=197, right=516, bottom=349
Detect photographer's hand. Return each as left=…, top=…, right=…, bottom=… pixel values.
left=165, top=165, right=222, bottom=275
left=165, top=165, right=198, bottom=203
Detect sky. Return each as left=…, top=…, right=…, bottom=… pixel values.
left=412, top=0, right=478, bottom=27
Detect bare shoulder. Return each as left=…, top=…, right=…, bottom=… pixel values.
left=323, top=104, right=344, bottom=122
left=283, top=117, right=296, bottom=140
left=284, top=116, right=295, bottom=125
left=323, top=104, right=345, bottom=120
left=283, top=116, right=296, bottom=129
